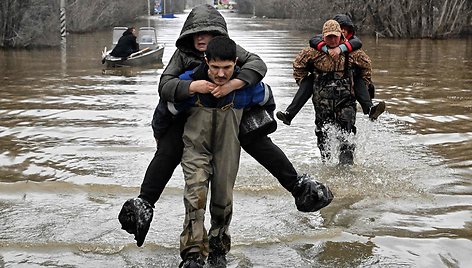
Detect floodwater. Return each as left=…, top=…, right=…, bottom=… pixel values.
left=1, top=10, right=472, bottom=268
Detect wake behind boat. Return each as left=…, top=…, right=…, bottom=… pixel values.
left=102, top=26, right=164, bottom=68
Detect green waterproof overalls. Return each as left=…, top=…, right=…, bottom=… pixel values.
left=312, top=54, right=357, bottom=163
left=180, top=104, right=243, bottom=259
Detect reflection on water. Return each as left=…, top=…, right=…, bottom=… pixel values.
left=1, top=11, right=472, bottom=267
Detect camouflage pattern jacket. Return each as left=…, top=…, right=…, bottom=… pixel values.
left=292, top=46, right=372, bottom=86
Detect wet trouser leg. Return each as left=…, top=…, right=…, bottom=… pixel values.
left=242, top=136, right=299, bottom=192
left=313, top=93, right=335, bottom=160
left=337, top=102, right=357, bottom=135
left=313, top=88, right=357, bottom=161
left=353, top=76, right=373, bottom=114
left=336, top=102, right=357, bottom=161
left=315, top=116, right=356, bottom=162
left=285, top=74, right=315, bottom=118
left=209, top=108, right=242, bottom=255
left=138, top=116, right=185, bottom=206
left=180, top=108, right=242, bottom=259
left=314, top=125, right=330, bottom=160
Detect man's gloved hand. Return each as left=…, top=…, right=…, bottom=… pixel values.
left=291, top=174, right=334, bottom=212
left=118, top=197, right=154, bottom=247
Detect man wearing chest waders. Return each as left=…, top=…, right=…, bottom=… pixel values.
left=117, top=5, right=334, bottom=262
left=293, top=19, right=373, bottom=165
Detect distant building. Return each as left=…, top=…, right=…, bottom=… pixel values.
left=186, top=0, right=214, bottom=9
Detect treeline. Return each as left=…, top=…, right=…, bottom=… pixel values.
left=237, top=0, right=472, bottom=38
left=0, top=0, right=185, bottom=48
left=2, top=0, right=470, bottom=47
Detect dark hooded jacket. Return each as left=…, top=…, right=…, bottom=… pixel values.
left=152, top=4, right=268, bottom=139
left=158, top=4, right=267, bottom=103
left=333, top=14, right=356, bottom=35
left=110, top=29, right=139, bottom=57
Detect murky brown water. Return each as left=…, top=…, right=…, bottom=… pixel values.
left=1, top=10, right=471, bottom=268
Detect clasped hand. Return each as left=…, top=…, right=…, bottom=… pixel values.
left=189, top=80, right=238, bottom=98
left=328, top=47, right=341, bottom=60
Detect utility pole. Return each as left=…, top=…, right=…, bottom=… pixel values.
left=60, top=0, right=67, bottom=75
left=147, top=0, right=151, bottom=27
left=60, top=0, right=66, bottom=43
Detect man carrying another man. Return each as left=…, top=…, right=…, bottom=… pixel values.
left=292, top=19, right=373, bottom=165
left=175, top=35, right=274, bottom=268
left=118, top=5, right=334, bottom=268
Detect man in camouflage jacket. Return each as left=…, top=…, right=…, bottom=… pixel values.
left=292, top=19, right=373, bottom=165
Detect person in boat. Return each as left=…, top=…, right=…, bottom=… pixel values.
left=110, top=27, right=139, bottom=58
left=118, top=4, right=333, bottom=267
left=276, top=14, right=385, bottom=126
left=292, top=19, right=373, bottom=165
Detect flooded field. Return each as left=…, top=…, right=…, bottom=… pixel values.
left=1, top=10, right=471, bottom=268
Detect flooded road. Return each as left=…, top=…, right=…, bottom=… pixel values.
left=1, top=10, right=472, bottom=268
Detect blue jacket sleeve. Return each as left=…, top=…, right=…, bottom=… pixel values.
left=178, top=70, right=193, bottom=80
left=233, top=82, right=274, bottom=111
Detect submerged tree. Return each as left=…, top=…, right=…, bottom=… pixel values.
left=0, top=0, right=145, bottom=47
left=0, top=0, right=186, bottom=48
left=358, top=0, right=470, bottom=38
left=0, top=0, right=59, bottom=47
left=238, top=0, right=471, bottom=38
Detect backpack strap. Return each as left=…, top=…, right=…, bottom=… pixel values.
left=343, top=52, right=350, bottom=78
left=343, top=52, right=354, bottom=95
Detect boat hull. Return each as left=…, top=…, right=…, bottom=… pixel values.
left=103, top=46, right=164, bottom=68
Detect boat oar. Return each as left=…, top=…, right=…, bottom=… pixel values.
left=101, top=46, right=107, bottom=64
left=129, top=47, right=151, bottom=58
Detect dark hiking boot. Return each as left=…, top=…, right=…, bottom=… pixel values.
left=339, top=143, right=355, bottom=166
left=339, top=149, right=354, bottom=165
left=291, top=174, right=334, bottom=212
left=369, top=101, right=386, bottom=120
left=118, top=197, right=153, bottom=247
left=276, top=111, right=292, bottom=126
left=207, top=252, right=227, bottom=268
left=179, top=254, right=205, bottom=268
